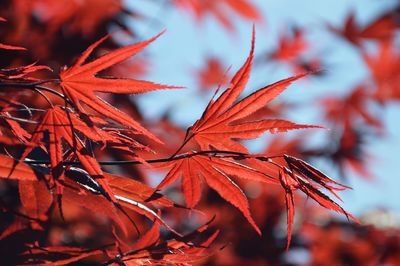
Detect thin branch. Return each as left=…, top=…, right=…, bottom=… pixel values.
left=0, top=80, right=73, bottom=105
left=0, top=79, right=58, bottom=87
left=33, top=88, right=54, bottom=107
left=23, top=150, right=282, bottom=166
left=36, top=85, right=73, bottom=105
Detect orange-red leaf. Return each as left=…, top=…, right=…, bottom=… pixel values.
left=23, top=106, right=115, bottom=201
left=157, top=153, right=276, bottom=235
left=271, top=28, right=308, bottom=63
left=186, top=29, right=317, bottom=153
left=197, top=57, right=229, bottom=90
left=59, top=32, right=180, bottom=142
left=328, top=11, right=397, bottom=45
left=278, top=155, right=360, bottom=248
left=174, top=0, right=261, bottom=31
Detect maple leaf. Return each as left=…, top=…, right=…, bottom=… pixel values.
left=322, top=86, right=381, bottom=129
left=279, top=155, right=360, bottom=249
left=59, top=32, right=179, bottom=142
left=174, top=0, right=262, bottom=31
left=196, top=57, right=229, bottom=91
left=182, top=29, right=317, bottom=153
left=266, top=27, right=323, bottom=75
left=328, top=11, right=398, bottom=45
left=270, top=28, right=308, bottom=63
left=263, top=135, right=304, bottom=158
left=22, top=106, right=116, bottom=200
left=156, top=152, right=277, bottom=235
left=362, top=40, right=400, bottom=102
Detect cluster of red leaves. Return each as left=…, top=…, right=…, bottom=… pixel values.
left=153, top=31, right=359, bottom=249
left=0, top=27, right=220, bottom=263
left=317, top=9, right=400, bottom=179
left=187, top=4, right=400, bottom=264
left=301, top=218, right=400, bottom=266
left=184, top=3, right=400, bottom=264
left=201, top=202, right=399, bottom=265
left=0, top=11, right=359, bottom=266
left=325, top=8, right=400, bottom=107
left=1, top=1, right=399, bottom=265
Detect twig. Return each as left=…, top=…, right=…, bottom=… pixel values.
left=23, top=150, right=282, bottom=166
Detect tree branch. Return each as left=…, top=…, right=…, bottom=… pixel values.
left=23, top=150, right=283, bottom=166
left=0, top=80, right=72, bottom=105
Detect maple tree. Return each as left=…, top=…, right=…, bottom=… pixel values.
left=0, top=1, right=399, bottom=265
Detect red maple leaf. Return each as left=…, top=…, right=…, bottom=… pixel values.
left=156, top=152, right=277, bottom=235
left=328, top=11, right=398, bottom=45
left=196, top=57, right=229, bottom=91
left=322, top=86, right=381, bottom=129
left=180, top=29, right=317, bottom=154
left=270, top=28, right=308, bottom=63
left=22, top=106, right=116, bottom=200
left=59, top=32, right=180, bottom=142
left=174, top=0, right=262, bottom=31
left=363, top=40, right=400, bottom=102
left=279, top=155, right=360, bottom=249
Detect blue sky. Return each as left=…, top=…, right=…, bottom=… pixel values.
left=125, top=0, right=400, bottom=216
